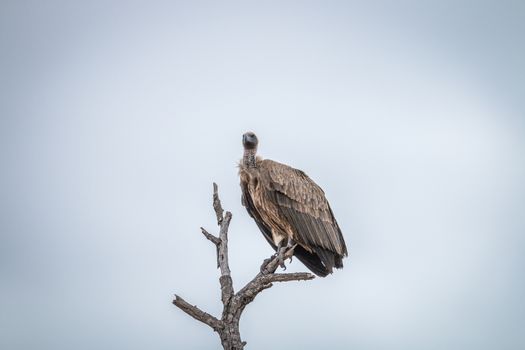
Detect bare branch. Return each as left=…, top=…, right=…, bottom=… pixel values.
left=201, top=227, right=221, bottom=268
left=210, top=183, right=234, bottom=306
left=212, top=182, right=224, bottom=224
left=234, top=253, right=315, bottom=310
left=266, top=272, right=315, bottom=283
left=201, top=227, right=220, bottom=245
left=217, top=211, right=233, bottom=304
left=217, top=212, right=232, bottom=275
left=173, top=183, right=315, bottom=350
left=173, top=295, right=223, bottom=332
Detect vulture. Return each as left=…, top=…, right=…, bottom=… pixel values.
left=239, top=131, right=348, bottom=277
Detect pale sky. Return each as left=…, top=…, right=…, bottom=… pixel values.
left=1, top=1, right=524, bottom=349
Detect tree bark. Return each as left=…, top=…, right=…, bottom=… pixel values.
left=173, top=183, right=315, bottom=349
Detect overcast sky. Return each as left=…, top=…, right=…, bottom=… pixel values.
left=1, top=1, right=524, bottom=349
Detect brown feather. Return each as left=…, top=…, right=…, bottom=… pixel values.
left=239, top=156, right=348, bottom=276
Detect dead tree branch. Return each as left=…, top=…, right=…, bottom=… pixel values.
left=172, top=294, right=223, bottom=332
left=173, top=183, right=315, bottom=350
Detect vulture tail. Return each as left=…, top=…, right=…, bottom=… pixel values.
left=295, top=246, right=345, bottom=277
left=314, top=247, right=336, bottom=274
left=334, top=254, right=344, bottom=269
left=293, top=245, right=330, bottom=277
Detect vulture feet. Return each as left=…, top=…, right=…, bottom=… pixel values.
left=275, top=242, right=298, bottom=271
left=276, top=248, right=287, bottom=270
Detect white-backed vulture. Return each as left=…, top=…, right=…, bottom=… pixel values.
left=239, top=131, right=348, bottom=277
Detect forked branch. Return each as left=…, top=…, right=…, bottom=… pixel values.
left=173, top=183, right=315, bottom=350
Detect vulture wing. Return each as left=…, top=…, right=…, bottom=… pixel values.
left=240, top=182, right=276, bottom=250
left=259, top=159, right=348, bottom=272
left=241, top=173, right=335, bottom=276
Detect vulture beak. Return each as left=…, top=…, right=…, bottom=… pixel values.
left=242, top=132, right=258, bottom=150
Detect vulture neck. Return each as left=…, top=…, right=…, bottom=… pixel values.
left=243, top=149, right=257, bottom=168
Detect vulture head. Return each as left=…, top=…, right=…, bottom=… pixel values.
left=242, top=131, right=258, bottom=150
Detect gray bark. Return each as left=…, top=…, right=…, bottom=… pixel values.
left=173, top=183, right=315, bottom=349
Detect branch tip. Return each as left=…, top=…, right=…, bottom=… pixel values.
left=212, top=182, right=224, bottom=225
left=201, top=227, right=220, bottom=245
